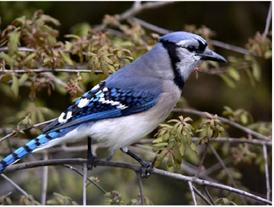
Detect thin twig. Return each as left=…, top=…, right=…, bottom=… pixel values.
left=192, top=137, right=272, bottom=146
left=263, top=144, right=271, bottom=200
left=82, top=163, right=87, bottom=206
left=263, top=2, right=272, bottom=38
left=40, top=152, right=48, bottom=205
left=4, top=158, right=272, bottom=205
left=209, top=40, right=250, bottom=55
left=192, top=185, right=213, bottom=205
left=132, top=17, right=171, bottom=34
left=155, top=168, right=271, bottom=205
left=130, top=17, right=251, bottom=56
left=209, top=145, right=237, bottom=187
left=209, top=145, right=246, bottom=204
left=63, top=164, right=106, bottom=194
left=136, top=172, right=145, bottom=205
left=174, top=108, right=270, bottom=140
left=0, top=68, right=93, bottom=74
left=0, top=132, right=16, bottom=144
left=0, top=47, right=35, bottom=52
left=203, top=186, right=215, bottom=205
left=0, top=174, right=30, bottom=197
left=188, top=181, right=197, bottom=205
left=0, top=118, right=55, bottom=144
left=195, top=144, right=208, bottom=177
left=119, top=1, right=175, bottom=21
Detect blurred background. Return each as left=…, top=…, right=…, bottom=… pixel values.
left=0, top=1, right=271, bottom=120
left=0, top=1, right=271, bottom=205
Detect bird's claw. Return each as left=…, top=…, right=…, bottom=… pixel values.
left=139, top=161, right=153, bottom=178
left=87, top=155, right=97, bottom=170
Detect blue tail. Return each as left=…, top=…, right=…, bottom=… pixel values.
left=0, top=130, right=61, bottom=173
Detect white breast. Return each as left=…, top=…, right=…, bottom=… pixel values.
left=87, top=80, right=181, bottom=150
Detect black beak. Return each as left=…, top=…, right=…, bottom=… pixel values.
left=198, top=48, right=227, bottom=63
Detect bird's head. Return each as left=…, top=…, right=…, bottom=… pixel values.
left=159, top=31, right=227, bottom=86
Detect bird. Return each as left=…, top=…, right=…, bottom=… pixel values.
left=0, top=31, right=226, bottom=176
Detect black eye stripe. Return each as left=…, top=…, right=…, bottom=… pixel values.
left=186, top=45, right=196, bottom=52
left=197, top=39, right=207, bottom=52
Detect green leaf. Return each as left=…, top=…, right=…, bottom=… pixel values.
left=227, top=67, right=240, bottom=81
left=179, top=143, right=185, bottom=156
left=251, top=60, right=261, bottom=81
left=0, top=52, right=15, bottom=67
left=11, top=74, right=19, bottom=98
left=8, top=31, right=20, bottom=55
left=18, top=73, right=28, bottom=85
left=61, top=52, right=74, bottom=65
left=240, top=114, right=248, bottom=125
left=220, top=74, right=236, bottom=88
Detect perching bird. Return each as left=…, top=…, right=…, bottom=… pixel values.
left=0, top=31, right=226, bottom=175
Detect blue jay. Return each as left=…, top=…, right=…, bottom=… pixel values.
left=0, top=31, right=226, bottom=176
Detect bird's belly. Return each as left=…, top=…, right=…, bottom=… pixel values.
left=88, top=90, right=180, bottom=150
left=88, top=114, right=161, bottom=150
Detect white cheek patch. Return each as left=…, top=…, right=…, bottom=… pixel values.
left=176, top=47, right=202, bottom=81
left=58, top=111, right=73, bottom=123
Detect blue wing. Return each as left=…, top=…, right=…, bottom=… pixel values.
left=43, top=81, right=160, bottom=133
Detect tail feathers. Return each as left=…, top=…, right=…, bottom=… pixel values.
left=0, top=130, right=61, bottom=173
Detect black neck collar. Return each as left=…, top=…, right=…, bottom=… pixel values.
left=160, top=40, right=184, bottom=90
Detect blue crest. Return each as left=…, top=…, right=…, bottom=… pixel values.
left=160, top=31, right=206, bottom=44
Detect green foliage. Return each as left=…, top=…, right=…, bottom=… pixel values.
left=0, top=193, right=12, bottom=205
left=46, top=192, right=78, bottom=205
left=231, top=144, right=257, bottom=164
left=104, top=191, right=124, bottom=205
left=223, top=106, right=253, bottom=125
left=196, top=113, right=225, bottom=144
left=215, top=197, right=237, bottom=205
left=153, top=116, right=197, bottom=171
left=19, top=195, right=40, bottom=205
left=248, top=122, right=272, bottom=136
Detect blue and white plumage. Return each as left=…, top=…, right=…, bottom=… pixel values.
left=0, top=31, right=226, bottom=173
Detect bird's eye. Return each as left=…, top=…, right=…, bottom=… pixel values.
left=186, top=45, right=196, bottom=52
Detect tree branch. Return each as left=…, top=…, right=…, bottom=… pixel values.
left=132, top=17, right=171, bottom=34
left=130, top=17, right=252, bottom=56
left=174, top=108, right=270, bottom=140
left=0, top=174, right=30, bottom=198
left=82, top=163, right=87, bottom=206
left=0, top=47, right=35, bottom=52
left=136, top=173, right=145, bottom=205
left=192, top=185, right=213, bottom=205
left=40, top=152, right=48, bottom=205
left=209, top=145, right=237, bottom=187
left=0, top=68, right=94, bottom=74
left=188, top=181, right=197, bottom=205
left=262, top=144, right=271, bottom=200
left=209, top=40, right=250, bottom=55
left=119, top=1, right=175, bottom=21
left=192, top=137, right=271, bottom=146
left=263, top=2, right=272, bottom=38
left=3, top=158, right=272, bottom=205
left=0, top=118, right=55, bottom=144
left=63, top=164, right=106, bottom=194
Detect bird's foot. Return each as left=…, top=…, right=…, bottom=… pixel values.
left=87, top=154, right=98, bottom=170
left=139, top=160, right=153, bottom=178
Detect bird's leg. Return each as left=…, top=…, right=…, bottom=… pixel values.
left=87, top=137, right=96, bottom=170
left=120, top=147, right=154, bottom=178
